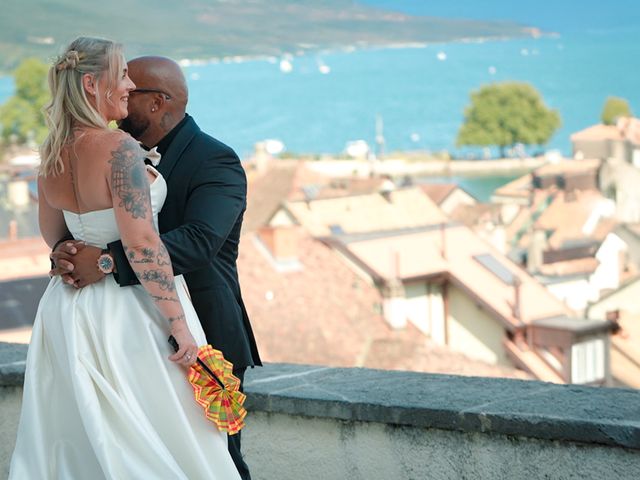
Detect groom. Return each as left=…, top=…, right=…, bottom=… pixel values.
left=51, top=56, right=261, bottom=479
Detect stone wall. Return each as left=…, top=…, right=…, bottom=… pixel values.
left=2, top=343, right=640, bottom=479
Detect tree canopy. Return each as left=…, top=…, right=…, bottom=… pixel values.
left=0, top=57, right=49, bottom=146
left=601, top=96, right=633, bottom=125
left=456, top=82, right=561, bottom=157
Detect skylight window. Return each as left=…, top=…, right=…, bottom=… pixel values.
left=473, top=253, right=517, bottom=285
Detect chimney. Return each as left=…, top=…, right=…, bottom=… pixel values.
left=381, top=250, right=407, bottom=329
left=253, top=142, right=272, bottom=174
left=440, top=222, right=447, bottom=260
left=512, top=276, right=522, bottom=321
left=258, top=225, right=299, bottom=261
left=8, top=219, right=18, bottom=241
left=526, top=229, right=546, bottom=273
left=382, top=278, right=406, bottom=329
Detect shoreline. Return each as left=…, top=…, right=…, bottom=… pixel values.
left=0, top=28, right=552, bottom=78
left=299, top=156, right=546, bottom=179
left=177, top=31, right=551, bottom=69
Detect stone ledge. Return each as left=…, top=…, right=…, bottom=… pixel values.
left=244, top=363, right=640, bottom=450
left=2, top=343, right=639, bottom=450
left=0, top=343, right=27, bottom=387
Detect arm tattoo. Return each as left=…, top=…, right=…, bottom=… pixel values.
left=127, top=248, right=154, bottom=264
left=140, top=269, right=175, bottom=291
left=168, top=314, right=186, bottom=324
left=109, top=138, right=150, bottom=219
left=125, top=245, right=172, bottom=267
left=156, top=243, right=171, bottom=267
left=150, top=294, right=180, bottom=303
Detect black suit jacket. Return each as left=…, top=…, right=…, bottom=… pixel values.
left=108, top=116, right=261, bottom=369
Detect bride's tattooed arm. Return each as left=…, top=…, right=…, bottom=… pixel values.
left=109, top=137, right=150, bottom=219
left=108, top=136, right=196, bottom=354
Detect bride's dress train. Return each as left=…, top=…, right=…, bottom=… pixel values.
left=10, top=167, right=241, bottom=479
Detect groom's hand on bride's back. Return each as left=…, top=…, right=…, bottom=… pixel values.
left=50, top=241, right=105, bottom=288
left=49, top=241, right=82, bottom=281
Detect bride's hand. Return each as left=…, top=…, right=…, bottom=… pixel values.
left=168, top=320, right=198, bottom=367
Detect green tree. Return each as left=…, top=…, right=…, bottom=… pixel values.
left=456, top=82, right=561, bottom=158
left=601, top=96, right=633, bottom=125
left=0, top=58, right=49, bottom=146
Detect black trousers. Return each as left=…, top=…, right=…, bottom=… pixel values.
left=230, top=367, right=251, bottom=480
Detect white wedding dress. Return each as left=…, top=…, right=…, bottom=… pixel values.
left=10, top=167, right=241, bottom=479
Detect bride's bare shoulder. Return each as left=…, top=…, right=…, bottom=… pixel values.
left=75, top=129, right=144, bottom=165
left=83, top=129, right=140, bottom=152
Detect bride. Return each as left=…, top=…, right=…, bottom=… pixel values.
left=9, top=37, right=241, bottom=479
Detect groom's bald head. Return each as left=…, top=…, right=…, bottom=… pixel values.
left=119, top=56, right=188, bottom=147
left=129, top=56, right=188, bottom=106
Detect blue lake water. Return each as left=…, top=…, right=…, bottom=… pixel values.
left=1, top=0, right=638, bottom=163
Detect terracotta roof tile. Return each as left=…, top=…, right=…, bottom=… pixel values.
left=538, top=257, right=600, bottom=276
left=612, top=314, right=640, bottom=367
left=335, top=224, right=571, bottom=327
left=363, top=324, right=530, bottom=380
left=504, top=339, right=564, bottom=383
left=534, top=190, right=613, bottom=249
left=534, top=159, right=601, bottom=177
left=449, top=203, right=502, bottom=227
left=245, top=161, right=397, bottom=233
left=611, top=313, right=640, bottom=388
left=283, top=187, right=448, bottom=236
left=493, top=159, right=602, bottom=201
left=571, top=119, right=640, bottom=145
left=504, top=191, right=554, bottom=245
left=244, top=161, right=299, bottom=233
left=419, top=183, right=458, bottom=205
left=238, top=231, right=527, bottom=379
left=571, top=124, right=626, bottom=142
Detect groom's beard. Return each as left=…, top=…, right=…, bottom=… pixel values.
left=118, top=115, right=150, bottom=141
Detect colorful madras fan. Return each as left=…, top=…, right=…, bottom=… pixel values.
left=169, top=337, right=247, bottom=435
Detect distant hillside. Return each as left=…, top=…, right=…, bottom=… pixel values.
left=1, top=0, right=536, bottom=71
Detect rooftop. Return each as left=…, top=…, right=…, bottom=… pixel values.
left=534, top=189, right=615, bottom=250
left=329, top=224, right=571, bottom=327
left=244, top=160, right=392, bottom=234
left=419, top=182, right=459, bottom=205
left=532, top=315, right=616, bottom=334
left=534, top=158, right=601, bottom=177
left=537, top=257, right=600, bottom=277
left=611, top=314, right=640, bottom=389
left=238, top=230, right=527, bottom=379
left=244, top=161, right=299, bottom=233
left=281, top=187, right=448, bottom=236
left=493, top=159, right=601, bottom=202
left=571, top=119, right=640, bottom=145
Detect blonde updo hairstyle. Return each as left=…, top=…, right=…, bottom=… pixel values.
left=40, top=37, right=124, bottom=177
